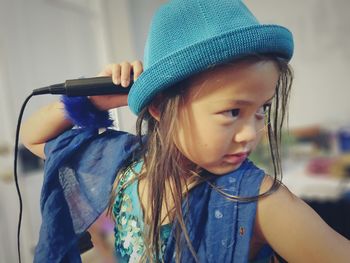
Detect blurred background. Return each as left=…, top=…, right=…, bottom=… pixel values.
left=0, top=0, right=349, bottom=262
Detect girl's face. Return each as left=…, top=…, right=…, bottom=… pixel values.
left=175, top=60, right=279, bottom=175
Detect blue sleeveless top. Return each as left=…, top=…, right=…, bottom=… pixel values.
left=38, top=128, right=274, bottom=262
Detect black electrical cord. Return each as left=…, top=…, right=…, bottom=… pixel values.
left=14, top=92, right=34, bottom=263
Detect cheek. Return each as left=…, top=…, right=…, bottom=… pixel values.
left=175, top=119, right=202, bottom=156
left=176, top=119, right=232, bottom=160
left=173, top=112, right=196, bottom=157
left=174, top=115, right=210, bottom=158
left=252, top=129, right=265, bottom=149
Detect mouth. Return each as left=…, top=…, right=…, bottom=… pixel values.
left=223, top=151, right=250, bottom=164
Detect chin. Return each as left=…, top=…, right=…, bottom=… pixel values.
left=203, top=162, right=244, bottom=176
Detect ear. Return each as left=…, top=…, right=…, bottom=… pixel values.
left=148, top=104, right=160, bottom=121
left=147, top=93, right=163, bottom=121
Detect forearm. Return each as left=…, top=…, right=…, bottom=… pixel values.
left=19, top=61, right=141, bottom=158
left=20, top=100, right=73, bottom=148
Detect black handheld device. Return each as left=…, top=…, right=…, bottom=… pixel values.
left=32, top=76, right=132, bottom=96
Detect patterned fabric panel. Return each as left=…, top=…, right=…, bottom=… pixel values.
left=112, top=160, right=171, bottom=262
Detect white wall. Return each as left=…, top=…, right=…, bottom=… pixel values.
left=0, top=0, right=114, bottom=262
left=0, top=0, right=111, bottom=139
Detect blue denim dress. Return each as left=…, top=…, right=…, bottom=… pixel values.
left=163, top=155, right=273, bottom=263
left=36, top=128, right=273, bottom=262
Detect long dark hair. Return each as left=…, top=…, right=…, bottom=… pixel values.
left=108, top=54, right=293, bottom=262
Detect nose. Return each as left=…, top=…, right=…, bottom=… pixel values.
left=234, top=118, right=258, bottom=143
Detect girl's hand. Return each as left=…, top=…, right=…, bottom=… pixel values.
left=89, top=60, right=143, bottom=111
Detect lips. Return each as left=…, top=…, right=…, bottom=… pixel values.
left=223, top=152, right=249, bottom=164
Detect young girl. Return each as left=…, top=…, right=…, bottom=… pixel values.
left=20, top=0, right=350, bottom=262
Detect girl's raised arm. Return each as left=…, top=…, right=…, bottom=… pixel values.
left=20, top=101, right=73, bottom=159
left=20, top=60, right=143, bottom=159
left=256, top=175, right=350, bottom=262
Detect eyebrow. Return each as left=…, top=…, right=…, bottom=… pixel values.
left=214, top=94, right=275, bottom=106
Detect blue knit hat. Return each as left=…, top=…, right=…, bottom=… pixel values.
left=128, top=0, right=294, bottom=115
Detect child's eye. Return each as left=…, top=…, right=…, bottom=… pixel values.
left=230, top=108, right=240, bottom=118
left=256, top=104, right=271, bottom=118
left=220, top=108, right=240, bottom=120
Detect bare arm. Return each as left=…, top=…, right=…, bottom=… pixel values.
left=20, top=60, right=143, bottom=160
left=256, top=175, right=350, bottom=263
left=20, top=101, right=73, bottom=159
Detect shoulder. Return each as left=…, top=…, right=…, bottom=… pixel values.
left=45, top=128, right=137, bottom=154
left=255, top=174, right=350, bottom=262
left=257, top=174, right=297, bottom=211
